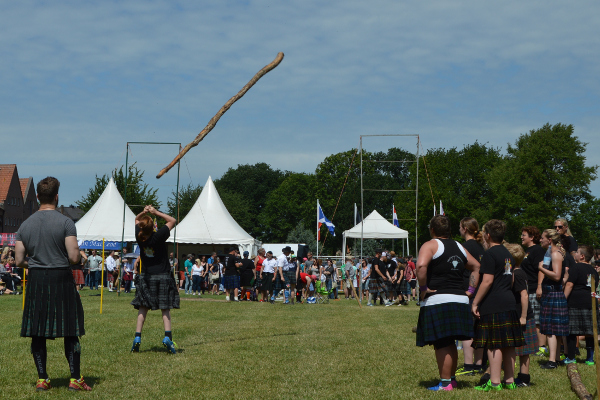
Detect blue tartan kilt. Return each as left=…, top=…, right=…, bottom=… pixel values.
left=283, top=269, right=296, bottom=286
left=222, top=274, right=240, bottom=290
left=274, top=275, right=286, bottom=290
left=540, top=287, right=569, bottom=336
left=416, top=299, right=474, bottom=347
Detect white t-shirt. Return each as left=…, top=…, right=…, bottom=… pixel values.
left=192, top=265, right=202, bottom=276
left=262, top=258, right=277, bottom=273
left=105, top=256, right=116, bottom=272
left=277, top=254, right=289, bottom=271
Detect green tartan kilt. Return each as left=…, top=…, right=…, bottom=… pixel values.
left=21, top=268, right=85, bottom=338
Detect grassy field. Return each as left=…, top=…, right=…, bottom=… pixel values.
left=0, top=289, right=596, bottom=399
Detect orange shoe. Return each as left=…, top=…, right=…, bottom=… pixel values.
left=36, top=378, right=51, bottom=391
left=68, top=376, right=92, bottom=391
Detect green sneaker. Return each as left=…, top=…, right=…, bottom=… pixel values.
left=535, top=346, right=549, bottom=357
left=502, top=382, right=517, bottom=390
left=559, top=354, right=566, bottom=361
left=475, top=380, right=502, bottom=391
left=585, top=360, right=595, bottom=365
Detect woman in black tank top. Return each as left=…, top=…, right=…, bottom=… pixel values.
left=416, top=215, right=480, bottom=391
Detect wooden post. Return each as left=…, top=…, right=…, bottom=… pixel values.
left=21, top=267, right=26, bottom=310
left=591, top=276, right=600, bottom=395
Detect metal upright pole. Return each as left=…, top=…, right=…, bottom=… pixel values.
left=119, top=143, right=130, bottom=297
left=316, top=199, right=319, bottom=260
left=415, top=135, right=420, bottom=257
left=360, top=137, right=364, bottom=264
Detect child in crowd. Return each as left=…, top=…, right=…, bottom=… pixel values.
left=505, top=243, right=538, bottom=387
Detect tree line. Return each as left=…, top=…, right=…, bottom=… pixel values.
left=77, top=123, right=599, bottom=254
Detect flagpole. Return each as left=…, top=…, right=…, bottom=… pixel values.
left=316, top=199, right=319, bottom=260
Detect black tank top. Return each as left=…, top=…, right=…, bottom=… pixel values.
left=427, top=239, right=468, bottom=296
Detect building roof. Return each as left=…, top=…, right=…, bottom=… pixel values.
left=58, top=205, right=85, bottom=222
left=0, top=164, right=17, bottom=203
left=20, top=177, right=32, bottom=199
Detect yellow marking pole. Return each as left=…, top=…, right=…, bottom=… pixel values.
left=100, top=239, right=105, bottom=314
left=21, top=267, right=26, bottom=310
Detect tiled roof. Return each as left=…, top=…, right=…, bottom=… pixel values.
left=0, top=164, right=17, bottom=203
left=20, top=178, right=30, bottom=199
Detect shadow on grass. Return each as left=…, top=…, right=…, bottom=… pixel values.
left=48, top=376, right=100, bottom=389
left=188, top=331, right=299, bottom=347
left=143, top=345, right=185, bottom=354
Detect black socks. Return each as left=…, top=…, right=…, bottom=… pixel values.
left=31, top=337, right=48, bottom=379
left=64, top=336, right=81, bottom=379
left=165, top=331, right=172, bottom=340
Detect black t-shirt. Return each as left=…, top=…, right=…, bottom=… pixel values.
left=478, top=244, right=516, bottom=316
left=136, top=225, right=171, bottom=275
left=426, top=239, right=468, bottom=296
left=565, top=236, right=578, bottom=254
left=462, top=239, right=484, bottom=289
left=240, top=258, right=255, bottom=277
left=223, top=254, right=240, bottom=276
left=383, top=259, right=397, bottom=280
left=370, top=257, right=384, bottom=279
left=567, top=262, right=599, bottom=309
left=397, top=265, right=405, bottom=283
left=512, top=268, right=533, bottom=320
left=521, top=244, right=546, bottom=292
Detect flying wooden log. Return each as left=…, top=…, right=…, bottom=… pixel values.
left=156, top=52, right=284, bottom=179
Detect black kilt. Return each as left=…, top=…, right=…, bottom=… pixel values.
left=254, top=273, right=263, bottom=290
left=131, top=273, right=180, bottom=311
left=222, top=274, right=240, bottom=290
left=21, top=268, right=85, bottom=338
left=240, top=272, right=254, bottom=287
left=569, top=308, right=600, bottom=336
left=261, top=272, right=274, bottom=292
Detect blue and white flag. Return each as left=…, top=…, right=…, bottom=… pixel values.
left=318, top=204, right=335, bottom=237
left=393, top=205, right=399, bottom=227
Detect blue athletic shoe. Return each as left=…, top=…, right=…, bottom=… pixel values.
left=427, top=382, right=453, bottom=391
left=162, top=337, right=177, bottom=354
left=131, top=336, right=141, bottom=352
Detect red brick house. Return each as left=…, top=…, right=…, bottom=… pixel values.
left=0, top=164, right=39, bottom=234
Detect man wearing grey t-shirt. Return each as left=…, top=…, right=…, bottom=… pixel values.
left=15, top=177, right=92, bottom=391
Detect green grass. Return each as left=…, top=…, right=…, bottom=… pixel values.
left=0, top=289, right=595, bottom=399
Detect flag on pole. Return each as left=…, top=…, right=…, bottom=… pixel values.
left=434, top=204, right=437, bottom=216
left=393, top=205, right=399, bottom=227
left=439, top=200, right=445, bottom=216
left=318, top=203, right=335, bottom=237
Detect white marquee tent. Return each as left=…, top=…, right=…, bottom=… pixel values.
left=75, top=178, right=137, bottom=242
left=168, top=176, right=260, bottom=255
left=342, top=210, right=409, bottom=259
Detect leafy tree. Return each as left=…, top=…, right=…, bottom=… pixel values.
left=259, top=173, right=317, bottom=242
left=488, top=123, right=597, bottom=241
left=219, top=189, right=254, bottom=234
left=395, top=142, right=501, bottom=246
left=167, top=183, right=202, bottom=221
left=76, top=164, right=161, bottom=215
left=570, top=196, right=600, bottom=247
left=214, top=163, right=287, bottom=238
left=286, top=221, right=317, bottom=254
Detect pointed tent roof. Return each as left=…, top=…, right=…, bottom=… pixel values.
left=75, top=178, right=137, bottom=241
left=343, top=210, right=409, bottom=239
left=170, top=176, right=255, bottom=246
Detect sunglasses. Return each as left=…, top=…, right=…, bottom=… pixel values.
left=554, top=225, right=563, bottom=229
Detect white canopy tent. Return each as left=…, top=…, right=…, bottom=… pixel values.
left=168, top=176, right=260, bottom=255
left=75, top=178, right=137, bottom=243
left=342, top=210, right=409, bottom=259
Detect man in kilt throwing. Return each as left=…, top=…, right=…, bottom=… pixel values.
left=15, top=177, right=92, bottom=391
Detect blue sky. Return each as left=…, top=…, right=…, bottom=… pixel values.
left=2, top=0, right=599, bottom=207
